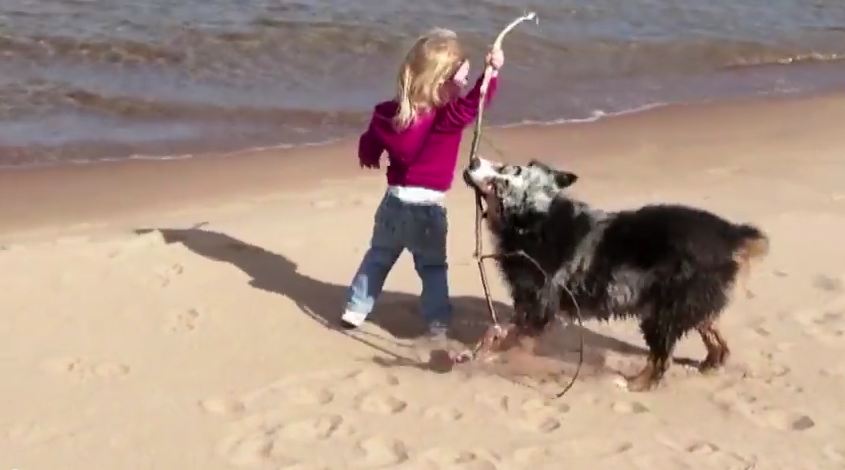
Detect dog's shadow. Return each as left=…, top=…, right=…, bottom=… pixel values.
left=135, top=226, right=684, bottom=372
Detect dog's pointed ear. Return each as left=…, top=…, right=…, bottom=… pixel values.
left=555, top=171, right=578, bottom=188
left=528, top=159, right=578, bottom=188
left=527, top=159, right=552, bottom=171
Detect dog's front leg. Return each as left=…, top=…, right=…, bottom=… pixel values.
left=452, top=299, right=532, bottom=363
left=513, top=288, right=558, bottom=336
left=479, top=322, right=522, bottom=353
left=451, top=322, right=520, bottom=363
left=451, top=292, right=543, bottom=363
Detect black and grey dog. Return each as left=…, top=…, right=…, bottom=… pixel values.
left=463, top=157, right=769, bottom=391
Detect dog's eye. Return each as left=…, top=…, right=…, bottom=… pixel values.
left=495, top=179, right=510, bottom=191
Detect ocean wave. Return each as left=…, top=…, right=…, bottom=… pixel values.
left=0, top=79, right=368, bottom=126
left=0, top=136, right=341, bottom=170
left=500, top=102, right=671, bottom=128
left=0, top=34, right=185, bottom=65
left=3, top=21, right=843, bottom=85
left=0, top=20, right=404, bottom=69
left=724, top=51, right=845, bottom=68
left=504, top=33, right=845, bottom=79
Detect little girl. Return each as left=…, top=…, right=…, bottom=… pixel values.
left=342, top=28, right=504, bottom=336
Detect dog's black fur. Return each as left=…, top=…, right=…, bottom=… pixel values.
left=464, top=158, right=769, bottom=390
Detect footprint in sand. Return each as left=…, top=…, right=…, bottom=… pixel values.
left=507, top=397, right=570, bottom=433
left=798, top=308, right=845, bottom=343
left=711, top=386, right=759, bottom=417
left=573, top=440, right=634, bottom=459
left=41, top=357, right=130, bottom=381
left=685, top=441, right=720, bottom=455
left=711, top=385, right=814, bottom=432
left=356, top=393, right=407, bottom=415
left=820, top=363, right=845, bottom=379
left=284, top=386, right=334, bottom=406
left=742, top=350, right=791, bottom=382
left=219, top=431, right=275, bottom=467
left=422, top=406, right=463, bottom=422
left=764, top=410, right=815, bottom=432
left=422, top=448, right=497, bottom=470
left=517, top=414, right=562, bottom=433
left=511, top=446, right=556, bottom=465
left=200, top=396, right=246, bottom=417
left=278, top=415, right=343, bottom=441
left=667, top=440, right=756, bottom=469
left=813, top=274, right=844, bottom=293
left=154, top=263, right=184, bottom=287
left=164, top=308, right=201, bottom=334
left=220, top=431, right=310, bottom=468
left=353, top=437, right=409, bottom=468
left=611, top=401, right=650, bottom=415
left=519, top=397, right=571, bottom=414
left=474, top=392, right=510, bottom=414
left=348, top=369, right=401, bottom=388
left=218, top=414, right=343, bottom=467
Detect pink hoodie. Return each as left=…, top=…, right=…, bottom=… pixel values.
left=357, top=74, right=499, bottom=192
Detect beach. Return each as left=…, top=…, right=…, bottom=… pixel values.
left=2, top=91, right=845, bottom=469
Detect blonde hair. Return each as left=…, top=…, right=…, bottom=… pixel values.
left=393, top=28, right=467, bottom=130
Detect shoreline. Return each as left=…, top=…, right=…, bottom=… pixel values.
left=3, top=52, right=845, bottom=169
left=3, top=82, right=844, bottom=173
left=1, top=88, right=843, bottom=240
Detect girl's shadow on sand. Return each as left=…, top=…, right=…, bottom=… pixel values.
left=136, top=226, right=673, bottom=371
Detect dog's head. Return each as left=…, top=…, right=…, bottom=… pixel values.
left=463, top=157, right=578, bottom=224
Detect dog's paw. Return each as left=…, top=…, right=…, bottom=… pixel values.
left=625, top=374, right=659, bottom=393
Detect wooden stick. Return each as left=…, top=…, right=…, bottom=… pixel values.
left=461, top=13, right=584, bottom=397
left=469, top=12, right=537, bottom=164
left=468, top=12, right=538, bottom=326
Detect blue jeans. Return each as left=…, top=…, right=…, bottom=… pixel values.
left=345, top=192, right=452, bottom=329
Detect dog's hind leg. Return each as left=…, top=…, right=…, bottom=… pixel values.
left=628, top=316, right=680, bottom=392
left=628, top=354, right=672, bottom=392
left=697, top=318, right=730, bottom=373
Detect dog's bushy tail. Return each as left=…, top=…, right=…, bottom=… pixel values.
left=732, top=224, right=768, bottom=299
left=734, top=224, right=769, bottom=261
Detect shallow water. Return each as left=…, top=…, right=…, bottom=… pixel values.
left=1, top=0, right=844, bottom=166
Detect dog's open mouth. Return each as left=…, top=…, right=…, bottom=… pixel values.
left=462, top=170, right=494, bottom=195
left=463, top=157, right=503, bottom=196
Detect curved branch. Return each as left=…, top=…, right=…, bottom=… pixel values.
left=481, top=11, right=538, bottom=95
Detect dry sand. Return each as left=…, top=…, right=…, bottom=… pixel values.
left=2, top=92, right=845, bottom=469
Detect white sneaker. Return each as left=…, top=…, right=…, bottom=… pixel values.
left=427, top=323, right=449, bottom=341
left=340, top=310, right=367, bottom=329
